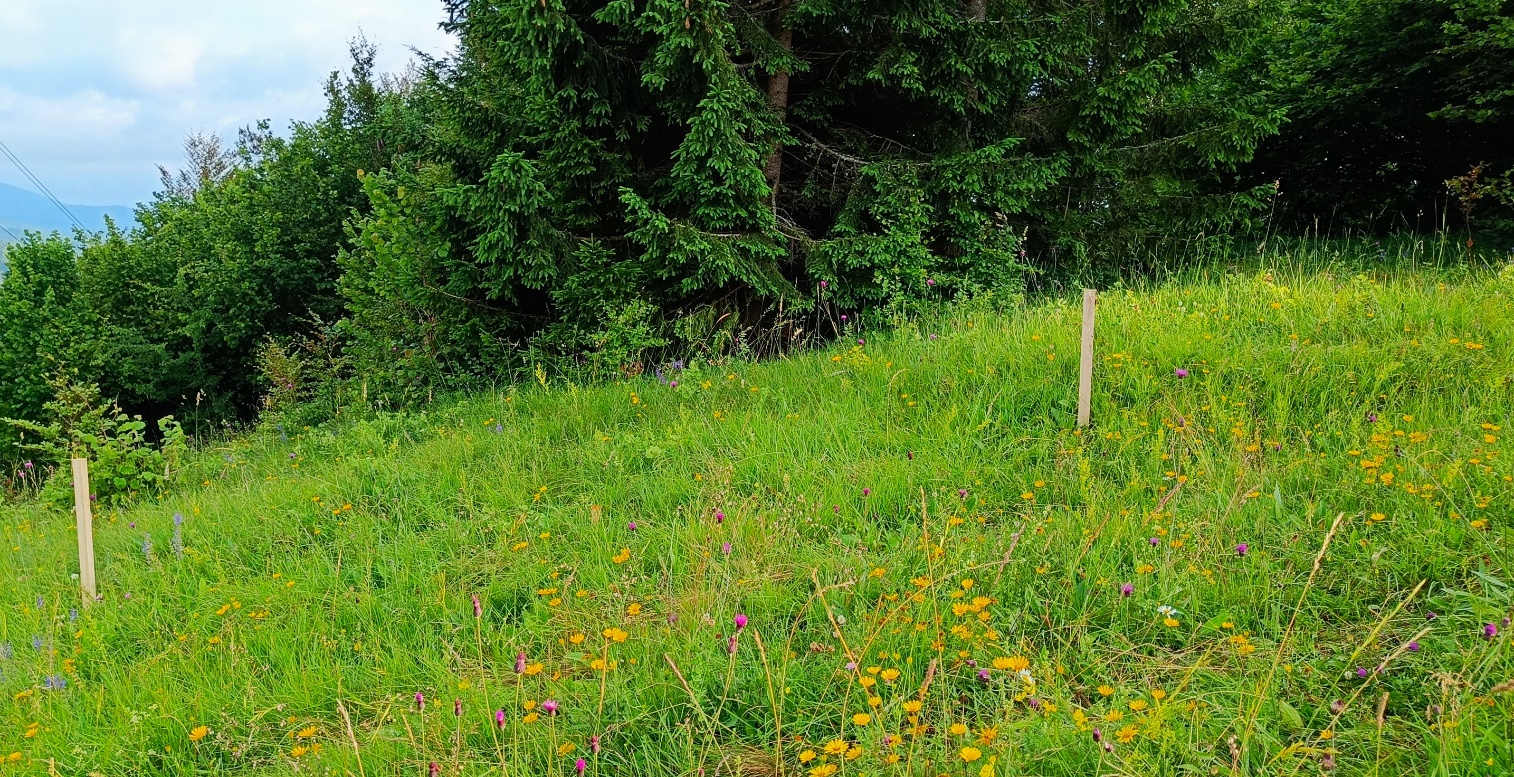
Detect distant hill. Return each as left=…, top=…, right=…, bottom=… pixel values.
left=1, top=181, right=136, bottom=268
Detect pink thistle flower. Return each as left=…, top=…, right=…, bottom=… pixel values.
left=575, top=758, right=587, bottom=775
left=495, top=709, right=507, bottom=728
left=454, top=698, right=462, bottom=717
left=541, top=699, right=559, bottom=715
left=1174, top=368, right=1189, bottom=378
left=515, top=652, right=527, bottom=673
left=473, top=594, right=482, bottom=618
left=1120, top=583, right=1133, bottom=597
left=590, top=735, right=602, bottom=753
left=416, top=692, right=425, bottom=711
left=735, top=614, right=748, bottom=630
left=1236, top=543, right=1249, bottom=557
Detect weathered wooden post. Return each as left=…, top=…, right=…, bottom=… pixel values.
left=72, top=458, right=97, bottom=604
left=1077, top=289, right=1096, bottom=428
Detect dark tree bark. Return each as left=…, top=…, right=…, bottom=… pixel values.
left=764, top=1, right=794, bottom=209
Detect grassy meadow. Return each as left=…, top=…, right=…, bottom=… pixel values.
left=2, top=250, right=1513, bottom=775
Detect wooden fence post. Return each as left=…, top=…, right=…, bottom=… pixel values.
left=1077, top=289, right=1097, bottom=427
left=72, top=458, right=97, bottom=604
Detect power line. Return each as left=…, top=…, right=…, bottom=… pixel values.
left=0, top=136, right=89, bottom=233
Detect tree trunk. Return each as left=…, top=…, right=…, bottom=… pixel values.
left=764, top=2, right=793, bottom=209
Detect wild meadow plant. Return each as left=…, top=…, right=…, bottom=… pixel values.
left=0, top=255, right=1511, bottom=775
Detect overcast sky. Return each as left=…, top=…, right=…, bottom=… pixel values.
left=0, top=1, right=455, bottom=207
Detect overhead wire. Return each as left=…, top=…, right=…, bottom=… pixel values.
left=0, top=135, right=89, bottom=233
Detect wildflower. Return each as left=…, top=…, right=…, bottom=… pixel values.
left=455, top=698, right=463, bottom=717
left=977, top=668, right=991, bottom=681
left=473, top=594, right=482, bottom=618
left=960, top=746, right=982, bottom=762
left=862, top=488, right=871, bottom=497
left=927, top=278, right=936, bottom=286
left=852, top=713, right=871, bottom=726
left=1149, top=537, right=1160, bottom=546
left=799, top=749, right=817, bottom=763
left=575, top=758, right=587, bottom=774
left=722, top=542, right=732, bottom=556
left=1484, top=623, right=1499, bottom=640
left=297, top=726, right=318, bottom=739
left=496, top=710, right=507, bottom=728
left=416, top=692, right=426, bottom=711
left=950, top=722, right=969, bottom=736
left=1355, top=667, right=1369, bottom=679
left=541, top=699, right=559, bottom=715
left=1117, top=725, right=1137, bottom=743
left=189, top=725, right=209, bottom=742
left=735, top=614, right=749, bottom=631
left=1092, top=727, right=1103, bottom=743
left=1174, top=368, right=1189, bottom=378
left=1236, top=543, right=1248, bottom=556
left=716, top=511, right=725, bottom=524
left=515, top=653, right=527, bottom=673
left=628, top=522, right=637, bottom=531
left=1408, top=641, right=1420, bottom=652
left=590, top=736, right=601, bottom=753
left=823, top=739, right=849, bottom=755
left=1097, top=684, right=1115, bottom=697
left=1120, top=583, right=1133, bottom=597
left=430, top=763, right=440, bottom=777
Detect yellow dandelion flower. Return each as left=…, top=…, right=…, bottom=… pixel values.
left=188, top=725, right=209, bottom=742
left=845, top=745, right=864, bottom=760
left=612, top=547, right=631, bottom=564
left=902, top=700, right=922, bottom=713
left=1151, top=689, right=1167, bottom=700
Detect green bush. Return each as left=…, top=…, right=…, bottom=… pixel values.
left=4, top=372, right=187, bottom=505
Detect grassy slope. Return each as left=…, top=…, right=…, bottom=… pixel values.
left=2, top=259, right=1513, bottom=776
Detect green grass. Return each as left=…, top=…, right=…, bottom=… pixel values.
left=3, top=255, right=1513, bottom=776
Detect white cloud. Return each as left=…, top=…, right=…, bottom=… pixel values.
left=0, top=0, right=456, bottom=205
